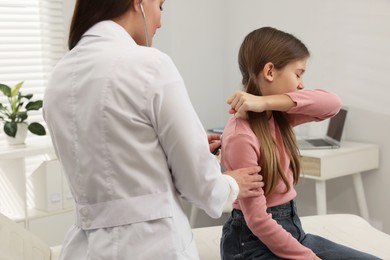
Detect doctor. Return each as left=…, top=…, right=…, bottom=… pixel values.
left=44, top=0, right=263, bottom=259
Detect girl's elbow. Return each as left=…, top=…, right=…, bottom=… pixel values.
left=332, top=94, right=343, bottom=115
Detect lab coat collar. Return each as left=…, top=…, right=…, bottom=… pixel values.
left=83, top=20, right=137, bottom=46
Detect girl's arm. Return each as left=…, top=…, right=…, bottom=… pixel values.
left=227, top=91, right=295, bottom=118
left=227, top=89, right=342, bottom=126
left=222, top=132, right=316, bottom=260
left=285, top=89, right=341, bottom=126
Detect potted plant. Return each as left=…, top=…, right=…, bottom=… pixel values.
left=0, top=81, right=46, bottom=145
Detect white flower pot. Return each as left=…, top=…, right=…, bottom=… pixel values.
left=5, top=123, right=28, bottom=146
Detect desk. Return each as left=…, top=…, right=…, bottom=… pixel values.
left=300, top=141, right=379, bottom=221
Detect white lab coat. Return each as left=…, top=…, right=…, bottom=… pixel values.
left=43, top=21, right=237, bottom=260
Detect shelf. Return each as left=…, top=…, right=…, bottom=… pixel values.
left=0, top=137, right=55, bottom=159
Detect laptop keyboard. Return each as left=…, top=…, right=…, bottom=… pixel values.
left=307, top=139, right=333, bottom=146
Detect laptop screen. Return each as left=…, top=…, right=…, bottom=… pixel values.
left=326, top=108, right=348, bottom=142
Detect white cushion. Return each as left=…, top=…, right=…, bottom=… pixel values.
left=0, top=213, right=50, bottom=260
left=50, top=246, right=62, bottom=260
left=300, top=214, right=390, bottom=259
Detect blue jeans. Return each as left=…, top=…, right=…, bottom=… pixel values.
left=220, top=200, right=380, bottom=260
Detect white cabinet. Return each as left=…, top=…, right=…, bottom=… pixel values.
left=300, top=141, right=379, bottom=220
left=0, top=138, right=74, bottom=246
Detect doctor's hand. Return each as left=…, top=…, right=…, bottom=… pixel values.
left=225, top=166, right=264, bottom=199
left=208, top=134, right=221, bottom=155
left=227, top=91, right=266, bottom=119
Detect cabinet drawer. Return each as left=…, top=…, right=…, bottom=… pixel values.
left=301, top=156, right=321, bottom=177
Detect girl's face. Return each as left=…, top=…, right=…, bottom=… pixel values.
left=262, top=58, right=308, bottom=96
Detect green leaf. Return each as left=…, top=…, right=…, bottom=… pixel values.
left=4, top=121, right=17, bottom=137
left=9, top=113, right=16, bottom=121
left=0, top=104, right=10, bottom=117
left=11, top=81, right=24, bottom=97
left=0, top=83, right=11, bottom=97
left=15, top=101, right=23, bottom=112
left=26, top=100, right=43, bottom=110
left=17, top=93, right=23, bottom=102
left=15, top=111, right=28, bottom=121
left=28, top=122, right=46, bottom=136
left=23, top=94, right=33, bottom=100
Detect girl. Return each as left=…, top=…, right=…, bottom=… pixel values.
left=220, top=27, right=380, bottom=260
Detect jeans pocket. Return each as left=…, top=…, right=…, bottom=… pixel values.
left=275, top=216, right=304, bottom=241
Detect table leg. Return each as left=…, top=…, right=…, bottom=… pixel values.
left=352, top=173, right=370, bottom=221
left=315, top=180, right=327, bottom=215
left=189, top=205, right=199, bottom=228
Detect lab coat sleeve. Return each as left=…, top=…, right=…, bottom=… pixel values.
left=222, top=175, right=239, bottom=212
left=144, top=53, right=232, bottom=218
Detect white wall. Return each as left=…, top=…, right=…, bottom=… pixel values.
left=63, top=0, right=390, bottom=233
left=154, top=1, right=227, bottom=129
left=62, top=0, right=75, bottom=46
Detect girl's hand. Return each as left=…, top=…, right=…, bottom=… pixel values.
left=227, top=91, right=266, bottom=119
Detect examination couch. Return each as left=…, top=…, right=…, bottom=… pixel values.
left=1, top=212, right=390, bottom=260
left=192, top=214, right=390, bottom=260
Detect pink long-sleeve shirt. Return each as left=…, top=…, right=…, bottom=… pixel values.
left=221, top=89, right=342, bottom=260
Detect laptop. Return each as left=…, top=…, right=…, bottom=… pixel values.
left=298, top=107, right=348, bottom=150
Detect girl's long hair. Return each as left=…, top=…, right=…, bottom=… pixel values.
left=238, top=27, right=309, bottom=196
left=68, top=0, right=133, bottom=50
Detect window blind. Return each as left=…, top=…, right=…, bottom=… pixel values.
left=0, top=1, right=67, bottom=216
left=0, top=0, right=66, bottom=145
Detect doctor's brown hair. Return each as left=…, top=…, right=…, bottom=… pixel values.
left=238, top=27, right=310, bottom=196
left=68, top=0, right=134, bottom=50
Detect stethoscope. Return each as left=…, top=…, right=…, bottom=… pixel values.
left=139, top=1, right=149, bottom=47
